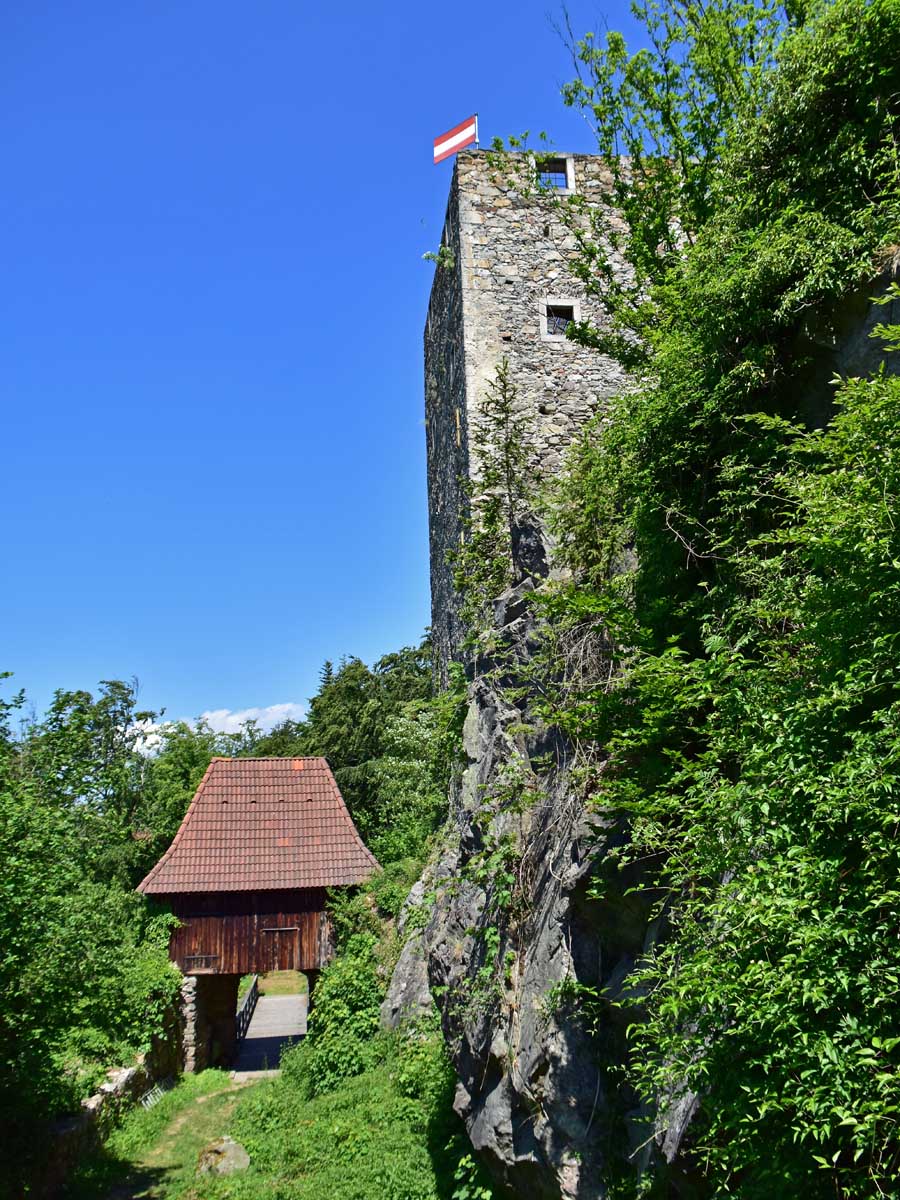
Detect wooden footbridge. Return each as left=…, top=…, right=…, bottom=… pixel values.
left=137, top=757, right=378, bottom=1069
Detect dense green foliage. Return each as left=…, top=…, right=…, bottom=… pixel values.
left=559, top=0, right=800, bottom=362
left=0, top=633, right=450, bottom=1196
left=295, top=933, right=385, bottom=1095
left=538, top=0, right=900, bottom=1192
left=252, top=643, right=446, bottom=861
left=0, top=679, right=181, bottom=1154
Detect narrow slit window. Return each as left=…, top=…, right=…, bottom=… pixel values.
left=546, top=304, right=574, bottom=336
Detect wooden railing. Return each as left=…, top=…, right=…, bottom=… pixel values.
left=236, top=975, right=259, bottom=1042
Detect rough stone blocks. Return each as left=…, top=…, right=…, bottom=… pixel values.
left=424, top=151, right=629, bottom=680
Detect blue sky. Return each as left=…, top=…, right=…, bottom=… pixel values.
left=2, top=0, right=634, bottom=728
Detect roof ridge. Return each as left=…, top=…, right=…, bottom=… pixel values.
left=208, top=755, right=327, bottom=762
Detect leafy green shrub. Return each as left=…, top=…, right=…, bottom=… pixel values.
left=544, top=0, right=900, bottom=1192
left=0, top=779, right=180, bottom=1114
left=0, top=678, right=185, bottom=1199
left=229, top=1028, right=492, bottom=1200
left=282, top=934, right=384, bottom=1097
left=591, top=366, right=900, bottom=1196
left=326, top=884, right=382, bottom=946
left=369, top=857, right=422, bottom=919
left=452, top=1154, right=496, bottom=1200
left=392, top=1016, right=455, bottom=1111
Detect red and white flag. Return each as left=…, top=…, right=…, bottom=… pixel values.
left=433, top=115, right=478, bottom=164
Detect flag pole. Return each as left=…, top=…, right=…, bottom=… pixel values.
left=474, top=113, right=479, bottom=150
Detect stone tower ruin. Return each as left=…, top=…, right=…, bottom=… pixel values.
left=424, top=150, right=628, bottom=679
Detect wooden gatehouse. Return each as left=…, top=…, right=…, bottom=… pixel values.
left=137, top=756, right=378, bottom=1068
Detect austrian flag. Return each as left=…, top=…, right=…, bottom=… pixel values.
left=433, top=115, right=478, bottom=164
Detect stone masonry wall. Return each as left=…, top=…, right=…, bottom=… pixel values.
left=181, top=973, right=240, bottom=1072
left=425, top=151, right=630, bottom=680
left=425, top=177, right=469, bottom=682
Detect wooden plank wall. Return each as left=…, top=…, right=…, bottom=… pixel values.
left=167, top=890, right=334, bottom=975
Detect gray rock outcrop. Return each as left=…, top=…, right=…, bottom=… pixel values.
left=386, top=584, right=698, bottom=1198
left=382, top=865, right=443, bottom=1029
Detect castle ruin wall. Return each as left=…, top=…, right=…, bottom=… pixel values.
left=425, top=151, right=630, bottom=679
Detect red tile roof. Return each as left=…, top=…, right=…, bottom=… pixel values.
left=137, top=757, right=379, bottom=895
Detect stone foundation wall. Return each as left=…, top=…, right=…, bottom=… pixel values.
left=181, top=973, right=240, bottom=1072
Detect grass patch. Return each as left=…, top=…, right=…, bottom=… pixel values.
left=67, top=1070, right=248, bottom=1198
left=192, top=1031, right=475, bottom=1200
left=67, top=1033, right=489, bottom=1200
left=259, top=970, right=307, bottom=996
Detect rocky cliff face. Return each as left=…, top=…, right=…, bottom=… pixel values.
left=391, top=268, right=900, bottom=1199
left=385, top=582, right=697, bottom=1199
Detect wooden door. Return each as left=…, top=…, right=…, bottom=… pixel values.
left=259, top=924, right=299, bottom=971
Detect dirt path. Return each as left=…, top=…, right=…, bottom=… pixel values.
left=104, top=1080, right=257, bottom=1200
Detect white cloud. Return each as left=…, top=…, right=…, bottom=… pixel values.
left=198, top=702, right=307, bottom=735
left=132, top=716, right=166, bottom=756
left=131, top=702, right=307, bottom=754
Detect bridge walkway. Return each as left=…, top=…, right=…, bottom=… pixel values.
left=231, top=991, right=307, bottom=1077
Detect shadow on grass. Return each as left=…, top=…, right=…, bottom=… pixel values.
left=65, top=1148, right=174, bottom=1200
left=64, top=1071, right=241, bottom=1200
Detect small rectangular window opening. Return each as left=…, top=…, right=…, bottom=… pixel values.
left=538, top=158, right=569, bottom=190
left=546, top=304, right=575, bottom=336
